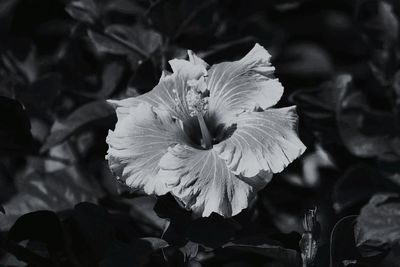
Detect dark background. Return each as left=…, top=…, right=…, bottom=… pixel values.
left=0, top=0, right=400, bottom=266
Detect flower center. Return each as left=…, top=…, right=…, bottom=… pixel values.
left=172, top=76, right=234, bottom=149
left=185, top=78, right=212, bottom=149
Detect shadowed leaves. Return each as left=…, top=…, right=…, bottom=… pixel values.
left=0, top=96, right=33, bottom=156
left=355, top=194, right=400, bottom=257
left=41, top=100, right=116, bottom=152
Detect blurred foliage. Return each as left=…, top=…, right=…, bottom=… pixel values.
left=0, top=0, right=400, bottom=266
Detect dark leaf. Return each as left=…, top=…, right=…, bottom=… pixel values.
left=127, top=196, right=167, bottom=235
left=0, top=96, right=32, bottom=156
left=72, top=202, right=116, bottom=260
left=100, top=238, right=168, bottom=267
left=17, top=73, right=64, bottom=113
left=100, top=241, right=143, bottom=267
left=223, top=235, right=301, bottom=267
left=153, top=194, right=191, bottom=221
left=66, top=0, right=144, bottom=24
left=187, top=213, right=239, bottom=249
left=0, top=0, right=20, bottom=17
left=155, top=195, right=239, bottom=249
left=5, top=211, right=64, bottom=267
left=361, top=1, right=399, bottom=85
left=98, top=62, right=124, bottom=98
left=148, top=0, right=216, bottom=39
left=355, top=194, right=400, bottom=257
left=330, top=215, right=361, bottom=267
left=139, top=237, right=169, bottom=251
left=78, top=62, right=124, bottom=99
left=69, top=202, right=167, bottom=266
left=65, top=0, right=99, bottom=24
left=260, top=177, right=316, bottom=234
left=179, top=241, right=199, bottom=262
left=360, top=0, right=399, bottom=48
left=290, top=77, right=344, bottom=148
left=0, top=167, right=100, bottom=230
left=88, top=24, right=162, bottom=60
left=105, top=0, right=145, bottom=16
left=88, top=30, right=133, bottom=56
left=7, top=211, right=63, bottom=249
left=336, top=75, right=400, bottom=161
left=377, top=1, right=399, bottom=43
left=332, top=164, right=400, bottom=213
left=154, top=194, right=191, bottom=245
left=41, top=100, right=116, bottom=152
left=104, top=25, right=162, bottom=57
left=277, top=43, right=334, bottom=82
left=128, top=58, right=160, bottom=94
left=1, top=47, right=38, bottom=84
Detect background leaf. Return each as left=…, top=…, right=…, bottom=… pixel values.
left=41, top=100, right=116, bottom=152
left=329, top=215, right=361, bottom=267
left=355, top=194, right=400, bottom=257
left=0, top=96, right=32, bottom=156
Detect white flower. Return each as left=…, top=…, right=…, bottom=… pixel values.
left=106, top=44, right=306, bottom=217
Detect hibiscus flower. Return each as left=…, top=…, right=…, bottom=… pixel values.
left=106, top=44, right=306, bottom=217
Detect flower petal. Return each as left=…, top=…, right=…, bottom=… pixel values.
left=207, top=43, right=283, bottom=124
left=109, top=51, right=208, bottom=123
left=106, top=102, right=191, bottom=195
left=169, top=59, right=207, bottom=81
left=188, top=50, right=209, bottom=69
left=214, top=106, right=306, bottom=177
left=157, top=144, right=272, bottom=217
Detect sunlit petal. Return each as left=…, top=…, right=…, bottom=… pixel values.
left=106, top=45, right=306, bottom=218
left=106, top=102, right=191, bottom=195
left=109, top=51, right=208, bottom=123
left=157, top=144, right=272, bottom=217
left=188, top=50, right=209, bottom=69
left=207, top=43, right=284, bottom=124
left=214, top=106, right=306, bottom=177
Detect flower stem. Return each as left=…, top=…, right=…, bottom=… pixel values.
left=197, top=113, right=212, bottom=149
